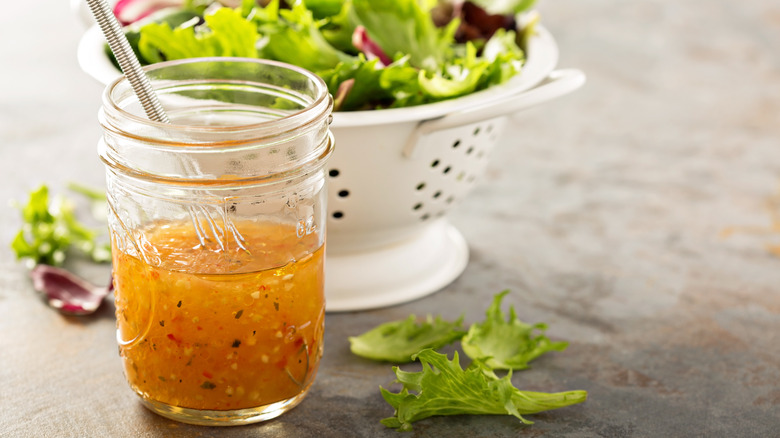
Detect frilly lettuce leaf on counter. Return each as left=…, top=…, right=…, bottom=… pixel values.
left=461, top=290, right=569, bottom=370
left=380, top=349, right=587, bottom=431
left=349, top=314, right=466, bottom=363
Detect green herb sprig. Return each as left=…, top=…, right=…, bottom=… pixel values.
left=10, top=184, right=110, bottom=267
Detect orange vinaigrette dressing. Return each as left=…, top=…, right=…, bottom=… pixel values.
left=112, top=220, right=325, bottom=411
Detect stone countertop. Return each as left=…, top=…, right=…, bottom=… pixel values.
left=1, top=0, right=779, bottom=437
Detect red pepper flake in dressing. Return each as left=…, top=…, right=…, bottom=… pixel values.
left=202, top=371, right=213, bottom=379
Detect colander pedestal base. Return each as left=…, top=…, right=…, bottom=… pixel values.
left=324, top=219, right=468, bottom=312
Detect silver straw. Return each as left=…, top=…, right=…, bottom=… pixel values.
left=83, top=1, right=245, bottom=250
left=85, top=0, right=170, bottom=123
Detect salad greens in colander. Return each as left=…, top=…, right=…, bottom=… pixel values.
left=110, top=0, right=540, bottom=111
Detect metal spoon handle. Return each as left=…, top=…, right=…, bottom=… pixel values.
left=85, top=0, right=169, bottom=123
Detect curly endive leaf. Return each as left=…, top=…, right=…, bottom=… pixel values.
left=461, top=290, right=569, bottom=370
left=380, top=349, right=587, bottom=431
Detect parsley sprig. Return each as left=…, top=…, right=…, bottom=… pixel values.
left=10, top=184, right=110, bottom=267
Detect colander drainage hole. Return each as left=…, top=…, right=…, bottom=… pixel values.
left=413, top=203, right=423, bottom=211
left=466, top=146, right=474, bottom=155
left=338, top=189, right=349, bottom=198
left=431, top=159, right=440, bottom=168
left=420, top=214, right=430, bottom=221
left=416, top=182, right=426, bottom=190
left=452, top=140, right=461, bottom=149
left=433, top=191, right=442, bottom=199
left=332, top=211, right=344, bottom=219
left=443, top=166, right=452, bottom=175
left=328, top=169, right=340, bottom=177
left=473, top=127, right=481, bottom=136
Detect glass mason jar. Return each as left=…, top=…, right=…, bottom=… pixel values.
left=98, top=58, right=333, bottom=426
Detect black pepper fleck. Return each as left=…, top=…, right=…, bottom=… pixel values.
left=232, top=339, right=241, bottom=348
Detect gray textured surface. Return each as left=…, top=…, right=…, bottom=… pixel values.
left=2, top=0, right=780, bottom=437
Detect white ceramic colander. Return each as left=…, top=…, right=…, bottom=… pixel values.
left=77, top=22, right=584, bottom=311
left=321, top=28, right=584, bottom=311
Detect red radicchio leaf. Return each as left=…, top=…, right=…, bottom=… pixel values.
left=455, top=1, right=517, bottom=44
left=30, top=265, right=113, bottom=316
left=333, top=78, right=355, bottom=112
left=351, top=26, right=393, bottom=67
left=113, top=0, right=183, bottom=26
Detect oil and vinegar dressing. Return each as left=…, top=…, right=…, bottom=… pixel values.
left=112, top=220, right=325, bottom=411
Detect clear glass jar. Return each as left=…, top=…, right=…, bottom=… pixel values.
left=98, top=58, right=333, bottom=426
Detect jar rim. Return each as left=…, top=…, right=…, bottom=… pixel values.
left=102, top=57, right=331, bottom=136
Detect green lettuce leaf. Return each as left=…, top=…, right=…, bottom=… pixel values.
left=469, top=0, right=538, bottom=14
left=138, top=7, right=259, bottom=63
left=479, top=28, right=525, bottom=86
left=317, top=0, right=358, bottom=54
left=418, top=41, right=488, bottom=98
left=349, top=315, right=466, bottom=362
left=351, top=0, right=449, bottom=71
left=302, top=0, right=347, bottom=19
left=417, top=29, right=523, bottom=102
left=319, top=56, right=386, bottom=111
left=261, top=2, right=354, bottom=72
left=380, top=349, right=587, bottom=431
left=120, top=0, right=530, bottom=110
left=461, top=291, right=569, bottom=370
